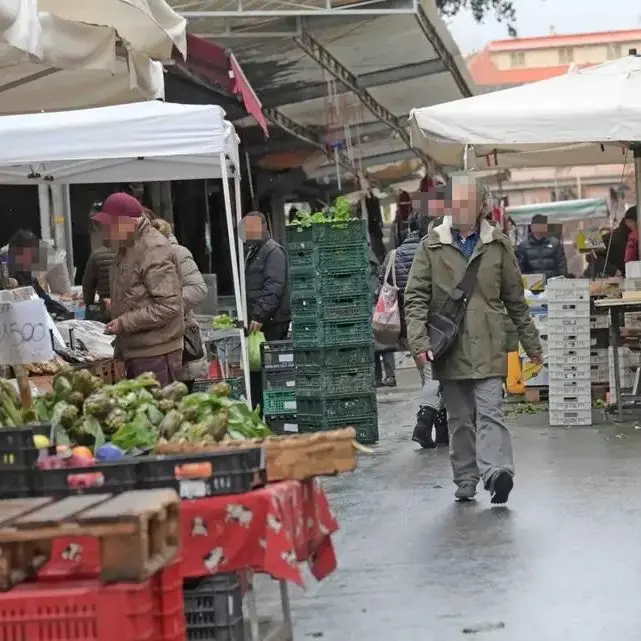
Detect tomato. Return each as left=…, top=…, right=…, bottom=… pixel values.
left=72, top=446, right=94, bottom=460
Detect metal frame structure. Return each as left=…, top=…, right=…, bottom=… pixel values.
left=176, top=0, right=473, bottom=189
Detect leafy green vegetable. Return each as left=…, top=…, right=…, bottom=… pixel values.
left=69, top=416, right=105, bottom=449
left=212, top=314, right=238, bottom=329
left=51, top=401, right=79, bottom=430
left=111, top=414, right=157, bottom=451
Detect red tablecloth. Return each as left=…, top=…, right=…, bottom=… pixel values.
left=45, top=479, right=338, bottom=587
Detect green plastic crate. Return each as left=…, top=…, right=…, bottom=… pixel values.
left=294, top=344, right=374, bottom=370
left=295, top=366, right=374, bottom=397
left=193, top=377, right=245, bottom=399
left=296, top=392, right=377, bottom=421
left=291, top=316, right=371, bottom=348
left=286, top=219, right=367, bottom=247
left=298, top=414, right=379, bottom=444
left=289, top=269, right=369, bottom=299
left=263, top=389, right=297, bottom=416
left=288, top=244, right=368, bottom=276
left=291, top=294, right=371, bottom=324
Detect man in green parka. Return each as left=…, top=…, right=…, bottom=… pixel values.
left=404, top=175, right=542, bottom=505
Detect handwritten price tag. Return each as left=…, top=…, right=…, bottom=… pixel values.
left=0, top=299, right=53, bottom=365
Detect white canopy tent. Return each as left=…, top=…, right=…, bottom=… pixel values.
left=409, top=52, right=641, bottom=254
left=0, top=101, right=251, bottom=402
left=0, top=0, right=170, bottom=113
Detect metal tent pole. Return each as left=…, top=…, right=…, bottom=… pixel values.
left=634, top=145, right=641, bottom=259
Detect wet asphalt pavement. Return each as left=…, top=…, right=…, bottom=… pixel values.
left=273, top=387, right=641, bottom=641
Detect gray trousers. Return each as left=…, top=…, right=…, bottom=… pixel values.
left=440, top=377, right=513, bottom=488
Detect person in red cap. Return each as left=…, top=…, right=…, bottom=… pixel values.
left=92, top=192, right=184, bottom=386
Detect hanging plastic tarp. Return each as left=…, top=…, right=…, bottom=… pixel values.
left=506, top=198, right=609, bottom=225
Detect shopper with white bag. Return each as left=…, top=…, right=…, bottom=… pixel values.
left=378, top=211, right=448, bottom=448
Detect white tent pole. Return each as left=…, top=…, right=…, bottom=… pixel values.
left=220, top=155, right=252, bottom=408
left=234, top=173, right=248, bottom=323
left=38, top=184, right=52, bottom=242
left=634, top=145, right=641, bottom=259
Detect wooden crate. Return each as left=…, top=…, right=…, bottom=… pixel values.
left=0, top=489, right=179, bottom=590
left=156, top=427, right=359, bottom=482
left=79, top=359, right=127, bottom=384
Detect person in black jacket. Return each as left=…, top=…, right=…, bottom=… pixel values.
left=6, top=230, right=73, bottom=319
left=607, top=206, right=637, bottom=274
left=516, top=214, right=567, bottom=279
left=382, top=211, right=449, bottom=447
left=240, top=212, right=291, bottom=410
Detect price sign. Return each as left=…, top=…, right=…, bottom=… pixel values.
left=0, top=298, right=53, bottom=365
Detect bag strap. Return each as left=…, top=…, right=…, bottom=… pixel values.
left=456, top=253, right=483, bottom=299
left=383, top=250, right=397, bottom=288
left=390, top=249, right=397, bottom=288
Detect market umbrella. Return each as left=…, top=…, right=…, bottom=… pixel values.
left=38, top=0, right=187, bottom=59
left=0, top=0, right=165, bottom=112
left=409, top=52, right=641, bottom=169
left=409, top=51, right=641, bottom=253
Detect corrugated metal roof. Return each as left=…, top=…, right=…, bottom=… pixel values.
left=173, top=0, right=474, bottom=183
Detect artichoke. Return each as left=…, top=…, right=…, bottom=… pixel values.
left=51, top=401, right=79, bottom=430
left=83, top=392, right=115, bottom=418
left=158, top=409, right=183, bottom=439
left=159, top=381, right=189, bottom=402
left=211, top=382, right=232, bottom=398
left=72, top=369, right=102, bottom=397
left=53, top=375, right=73, bottom=401
left=135, top=372, right=160, bottom=389
left=67, top=391, right=85, bottom=409
left=104, top=407, right=127, bottom=434
left=158, top=398, right=176, bottom=413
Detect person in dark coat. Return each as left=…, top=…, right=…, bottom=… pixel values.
left=583, top=228, right=621, bottom=278
left=82, top=206, right=115, bottom=316
left=381, top=211, right=448, bottom=447
left=607, top=206, right=637, bottom=274
left=364, top=193, right=386, bottom=264
left=516, top=214, right=567, bottom=279
left=6, top=229, right=73, bottom=319
left=240, top=211, right=291, bottom=410
left=392, top=190, right=413, bottom=249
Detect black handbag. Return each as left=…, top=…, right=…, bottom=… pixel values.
left=183, top=320, right=205, bottom=363
left=428, top=255, right=483, bottom=361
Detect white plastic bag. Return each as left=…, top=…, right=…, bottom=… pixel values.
left=372, top=250, right=401, bottom=345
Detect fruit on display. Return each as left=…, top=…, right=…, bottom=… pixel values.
left=1, top=369, right=271, bottom=470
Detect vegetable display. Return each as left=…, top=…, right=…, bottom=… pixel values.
left=211, top=314, right=239, bottom=330
left=0, top=369, right=271, bottom=460
left=287, top=196, right=352, bottom=228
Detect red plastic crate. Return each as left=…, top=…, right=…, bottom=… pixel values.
left=153, top=560, right=186, bottom=641
left=0, top=579, right=154, bottom=641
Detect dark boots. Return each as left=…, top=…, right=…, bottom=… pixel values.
left=412, top=406, right=436, bottom=448
left=412, top=406, right=449, bottom=449
left=434, top=407, right=449, bottom=445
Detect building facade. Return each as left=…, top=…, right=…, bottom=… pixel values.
left=467, top=29, right=640, bottom=209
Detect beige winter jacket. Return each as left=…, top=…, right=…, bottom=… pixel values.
left=169, top=233, right=208, bottom=381
left=110, top=218, right=184, bottom=360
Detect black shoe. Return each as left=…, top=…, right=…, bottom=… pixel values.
left=490, top=471, right=514, bottom=505
left=380, top=376, right=397, bottom=388
left=434, top=408, right=449, bottom=446
left=412, top=406, right=436, bottom=449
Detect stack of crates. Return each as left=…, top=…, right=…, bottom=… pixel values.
left=286, top=219, right=378, bottom=444
left=261, top=340, right=298, bottom=434
left=547, top=279, right=592, bottom=426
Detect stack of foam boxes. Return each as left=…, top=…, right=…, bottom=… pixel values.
left=547, top=279, right=592, bottom=426
left=589, top=309, right=610, bottom=385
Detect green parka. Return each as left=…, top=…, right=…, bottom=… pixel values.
left=404, top=217, right=541, bottom=380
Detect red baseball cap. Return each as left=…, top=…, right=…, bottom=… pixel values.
left=92, top=192, right=142, bottom=224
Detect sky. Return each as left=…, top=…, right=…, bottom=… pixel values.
left=446, top=0, right=641, bottom=54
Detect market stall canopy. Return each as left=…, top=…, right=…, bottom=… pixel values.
left=38, top=0, right=187, bottom=59
left=506, top=198, right=610, bottom=225
left=409, top=53, right=641, bottom=169
left=0, top=0, right=165, bottom=112
left=0, top=101, right=239, bottom=183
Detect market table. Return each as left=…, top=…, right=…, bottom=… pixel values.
left=593, top=298, right=641, bottom=419
left=44, top=479, right=339, bottom=641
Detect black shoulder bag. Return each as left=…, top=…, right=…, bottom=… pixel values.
left=428, top=254, right=483, bottom=361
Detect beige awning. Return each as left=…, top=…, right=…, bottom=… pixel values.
left=0, top=1, right=165, bottom=113
left=38, top=0, right=187, bottom=59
